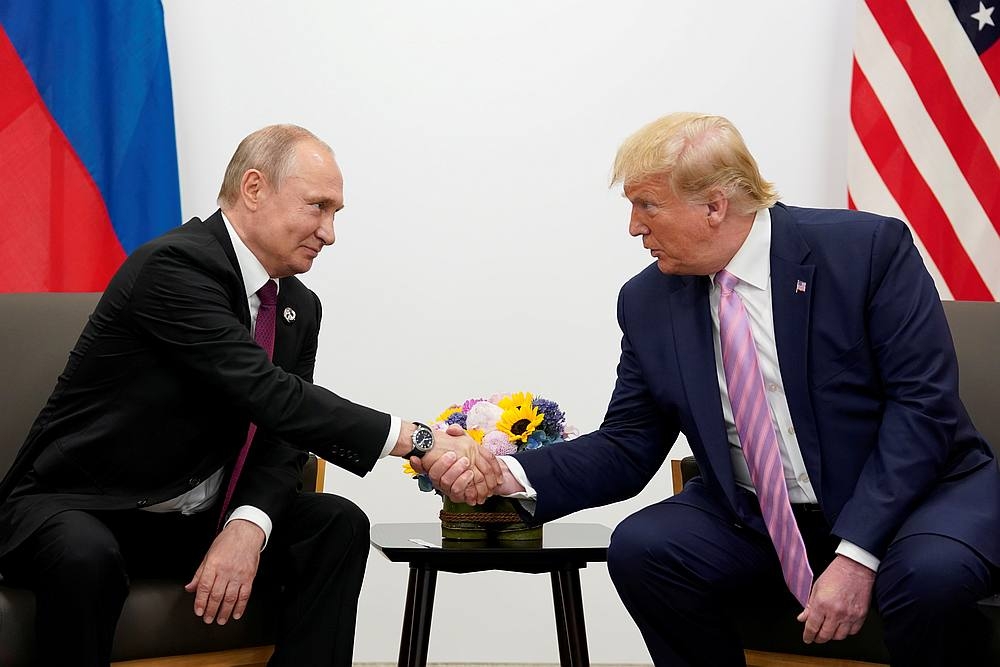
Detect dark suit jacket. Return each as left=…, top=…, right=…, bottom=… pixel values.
left=0, top=211, right=390, bottom=558
left=516, top=203, right=1000, bottom=564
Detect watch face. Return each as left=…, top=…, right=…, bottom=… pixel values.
left=413, top=424, right=435, bottom=451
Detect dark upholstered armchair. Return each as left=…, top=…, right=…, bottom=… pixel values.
left=671, top=300, right=1000, bottom=667
left=0, top=293, right=324, bottom=667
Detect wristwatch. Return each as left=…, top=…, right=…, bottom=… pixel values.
left=406, top=421, right=435, bottom=458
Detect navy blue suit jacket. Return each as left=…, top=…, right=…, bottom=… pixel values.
left=516, top=203, right=1000, bottom=564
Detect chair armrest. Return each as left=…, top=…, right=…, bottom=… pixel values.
left=670, top=456, right=701, bottom=494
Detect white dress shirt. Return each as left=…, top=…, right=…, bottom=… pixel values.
left=503, top=208, right=878, bottom=571
left=145, top=213, right=401, bottom=549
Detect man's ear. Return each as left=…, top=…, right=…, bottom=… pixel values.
left=240, top=169, right=264, bottom=211
left=705, top=190, right=729, bottom=227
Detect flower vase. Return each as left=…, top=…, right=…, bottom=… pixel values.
left=440, top=495, right=542, bottom=542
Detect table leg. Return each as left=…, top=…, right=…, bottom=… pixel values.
left=550, top=567, right=590, bottom=667
left=398, top=563, right=437, bottom=667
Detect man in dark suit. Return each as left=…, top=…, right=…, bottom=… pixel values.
left=0, top=124, right=499, bottom=666
left=420, top=113, right=999, bottom=666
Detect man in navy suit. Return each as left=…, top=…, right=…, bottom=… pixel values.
left=0, top=124, right=499, bottom=666
left=420, top=113, right=999, bottom=665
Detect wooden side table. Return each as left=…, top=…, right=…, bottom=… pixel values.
left=370, top=522, right=612, bottom=667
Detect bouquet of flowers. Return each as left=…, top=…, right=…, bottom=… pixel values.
left=404, top=391, right=578, bottom=491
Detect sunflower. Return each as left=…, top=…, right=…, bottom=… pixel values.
left=496, top=403, right=544, bottom=443
left=402, top=461, right=416, bottom=476
left=435, top=405, right=463, bottom=423
left=497, top=391, right=534, bottom=411
left=467, top=428, right=485, bottom=444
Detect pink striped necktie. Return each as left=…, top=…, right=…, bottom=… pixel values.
left=716, top=269, right=813, bottom=607
left=217, top=280, right=278, bottom=531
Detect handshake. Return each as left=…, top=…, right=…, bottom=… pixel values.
left=406, top=424, right=524, bottom=504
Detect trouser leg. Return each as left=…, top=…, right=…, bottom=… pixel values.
left=0, top=510, right=129, bottom=667
left=263, top=492, right=370, bottom=667
left=876, top=533, right=995, bottom=667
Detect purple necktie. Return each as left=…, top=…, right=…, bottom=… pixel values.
left=217, top=280, right=278, bottom=530
left=716, top=269, right=813, bottom=607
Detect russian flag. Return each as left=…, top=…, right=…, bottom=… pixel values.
left=0, top=0, right=180, bottom=292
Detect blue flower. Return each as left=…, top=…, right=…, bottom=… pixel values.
left=445, top=411, right=468, bottom=429
left=417, top=474, right=435, bottom=492
left=532, top=398, right=565, bottom=438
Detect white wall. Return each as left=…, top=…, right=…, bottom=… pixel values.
left=162, top=1, right=857, bottom=663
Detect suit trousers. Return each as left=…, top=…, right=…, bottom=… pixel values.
left=606, top=482, right=995, bottom=667
left=0, top=491, right=369, bottom=667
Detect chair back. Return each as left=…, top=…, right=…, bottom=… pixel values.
left=942, top=300, right=1000, bottom=454
left=0, top=293, right=102, bottom=474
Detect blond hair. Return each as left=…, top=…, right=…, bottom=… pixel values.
left=610, top=113, right=778, bottom=215
left=217, top=124, right=332, bottom=207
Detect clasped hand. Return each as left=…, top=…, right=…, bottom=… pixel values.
left=410, top=424, right=504, bottom=504
left=798, top=555, right=875, bottom=644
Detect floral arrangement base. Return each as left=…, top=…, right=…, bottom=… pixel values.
left=440, top=496, right=542, bottom=542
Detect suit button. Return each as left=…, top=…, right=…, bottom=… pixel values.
left=188, top=477, right=201, bottom=488
left=136, top=499, right=149, bottom=507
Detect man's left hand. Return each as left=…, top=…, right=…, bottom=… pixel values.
left=798, top=554, right=875, bottom=644
left=184, top=519, right=264, bottom=625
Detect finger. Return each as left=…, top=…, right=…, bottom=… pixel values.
left=445, top=424, right=465, bottom=436
left=409, top=456, right=426, bottom=475
left=426, top=451, right=459, bottom=485
left=438, top=456, right=470, bottom=491
left=448, top=471, right=475, bottom=503
left=802, top=610, right=824, bottom=644
left=203, top=576, right=229, bottom=624
left=448, top=470, right=475, bottom=503
left=232, top=582, right=253, bottom=620
left=185, top=562, right=205, bottom=594
left=480, top=449, right=500, bottom=490
left=813, top=615, right=841, bottom=644
left=473, top=466, right=488, bottom=502
left=215, top=579, right=242, bottom=625
left=192, top=568, right=216, bottom=618
left=847, top=618, right=866, bottom=636
left=832, top=622, right=851, bottom=641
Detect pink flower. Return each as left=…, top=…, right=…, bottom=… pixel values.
left=483, top=430, right=517, bottom=456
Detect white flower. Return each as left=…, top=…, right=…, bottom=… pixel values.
left=466, top=400, right=504, bottom=432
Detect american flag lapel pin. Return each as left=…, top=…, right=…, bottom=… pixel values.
left=795, top=280, right=807, bottom=294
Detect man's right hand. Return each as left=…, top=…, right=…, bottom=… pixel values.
left=412, top=425, right=524, bottom=502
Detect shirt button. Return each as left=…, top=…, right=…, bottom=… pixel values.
left=188, top=477, right=201, bottom=488
left=136, top=499, right=149, bottom=507
left=768, top=383, right=779, bottom=392
left=798, top=473, right=809, bottom=483
left=787, top=426, right=795, bottom=435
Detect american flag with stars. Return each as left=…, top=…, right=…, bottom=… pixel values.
left=848, top=0, right=999, bottom=301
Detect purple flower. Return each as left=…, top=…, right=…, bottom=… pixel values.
left=445, top=411, right=468, bottom=429
left=532, top=398, right=565, bottom=438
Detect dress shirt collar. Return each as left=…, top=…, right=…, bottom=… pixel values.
left=221, top=211, right=276, bottom=297
left=712, top=207, right=771, bottom=290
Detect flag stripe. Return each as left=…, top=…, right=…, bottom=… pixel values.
left=0, top=26, right=125, bottom=291
left=984, top=42, right=1000, bottom=92
left=0, top=0, right=180, bottom=254
left=866, top=0, right=1000, bottom=234
left=850, top=58, right=992, bottom=299
left=846, top=128, right=954, bottom=299
left=907, top=0, right=1000, bottom=148
left=854, top=1, right=1000, bottom=297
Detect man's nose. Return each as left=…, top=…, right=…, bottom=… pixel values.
left=628, top=209, right=646, bottom=237
left=316, top=217, right=335, bottom=245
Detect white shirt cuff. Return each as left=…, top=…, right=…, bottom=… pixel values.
left=380, top=415, right=402, bottom=459
left=225, top=505, right=273, bottom=551
left=835, top=539, right=880, bottom=572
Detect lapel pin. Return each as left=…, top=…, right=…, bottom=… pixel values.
left=283, top=307, right=296, bottom=324
left=795, top=280, right=807, bottom=294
